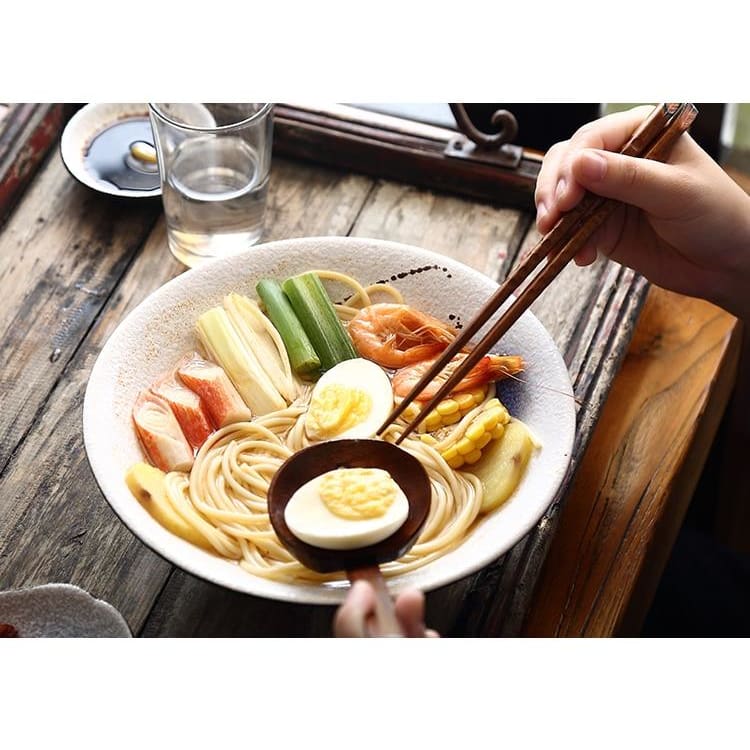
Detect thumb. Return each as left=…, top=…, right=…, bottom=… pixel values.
left=572, top=148, right=690, bottom=218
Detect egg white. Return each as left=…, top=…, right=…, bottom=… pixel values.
left=305, top=358, right=393, bottom=440
left=284, top=471, right=409, bottom=551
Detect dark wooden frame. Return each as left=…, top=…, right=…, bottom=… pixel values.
left=273, top=103, right=542, bottom=210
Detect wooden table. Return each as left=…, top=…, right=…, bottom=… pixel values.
left=0, top=106, right=741, bottom=637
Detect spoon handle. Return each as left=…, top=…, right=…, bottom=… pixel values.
left=347, top=565, right=403, bottom=637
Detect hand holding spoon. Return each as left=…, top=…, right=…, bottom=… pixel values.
left=268, top=439, right=431, bottom=637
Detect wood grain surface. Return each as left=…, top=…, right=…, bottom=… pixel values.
left=0, top=104, right=64, bottom=222
left=523, top=288, right=740, bottom=636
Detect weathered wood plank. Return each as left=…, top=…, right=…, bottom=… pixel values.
left=523, top=289, right=740, bottom=636
left=349, top=180, right=528, bottom=280
left=0, top=152, right=160, bottom=475
left=0, top=157, right=374, bottom=631
left=0, top=104, right=64, bottom=223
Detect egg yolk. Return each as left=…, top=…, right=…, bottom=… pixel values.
left=319, top=468, right=398, bottom=520
left=306, top=384, right=372, bottom=438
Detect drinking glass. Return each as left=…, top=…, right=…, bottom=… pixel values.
left=148, top=103, right=273, bottom=267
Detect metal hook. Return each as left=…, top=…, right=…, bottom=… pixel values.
left=445, top=104, right=522, bottom=169
left=449, top=104, right=519, bottom=149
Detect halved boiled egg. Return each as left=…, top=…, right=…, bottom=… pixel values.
left=305, top=358, right=393, bottom=441
left=284, top=467, right=409, bottom=550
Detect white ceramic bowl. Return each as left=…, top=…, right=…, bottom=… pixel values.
left=83, top=236, right=576, bottom=604
left=0, top=584, right=131, bottom=637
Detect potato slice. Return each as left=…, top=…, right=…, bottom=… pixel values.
left=470, top=419, right=535, bottom=513
left=125, top=462, right=212, bottom=551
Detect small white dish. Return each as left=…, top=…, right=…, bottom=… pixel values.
left=0, top=584, right=131, bottom=637
left=60, top=103, right=162, bottom=198
left=83, top=236, right=576, bottom=605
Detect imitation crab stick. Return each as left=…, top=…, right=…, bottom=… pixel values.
left=132, top=390, right=194, bottom=473
left=150, top=371, right=214, bottom=450
left=176, top=353, right=252, bottom=428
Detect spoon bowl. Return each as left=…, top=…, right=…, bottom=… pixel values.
left=268, top=438, right=432, bottom=635
left=268, top=439, right=432, bottom=574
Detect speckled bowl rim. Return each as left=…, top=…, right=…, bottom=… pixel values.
left=83, top=236, right=576, bottom=605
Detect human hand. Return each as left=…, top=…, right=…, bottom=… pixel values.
left=535, top=105, right=750, bottom=319
left=333, top=580, right=439, bottom=637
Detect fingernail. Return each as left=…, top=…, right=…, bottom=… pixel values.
left=536, top=201, right=547, bottom=223
left=579, top=150, right=607, bottom=182
left=555, top=178, right=567, bottom=200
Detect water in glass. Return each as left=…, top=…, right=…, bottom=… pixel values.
left=162, top=135, right=269, bottom=266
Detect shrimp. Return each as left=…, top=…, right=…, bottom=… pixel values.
left=392, top=352, right=525, bottom=401
left=347, top=303, right=456, bottom=369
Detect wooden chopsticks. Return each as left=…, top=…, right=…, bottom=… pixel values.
left=379, top=103, right=698, bottom=444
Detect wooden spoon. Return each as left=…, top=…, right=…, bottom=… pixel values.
left=268, top=439, right=431, bottom=636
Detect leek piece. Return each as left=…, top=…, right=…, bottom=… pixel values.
left=256, top=280, right=321, bottom=377
left=223, top=292, right=298, bottom=402
left=196, top=307, right=286, bottom=416
left=281, top=272, right=358, bottom=372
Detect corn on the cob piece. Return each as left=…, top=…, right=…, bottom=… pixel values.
left=401, top=386, right=487, bottom=434
left=438, top=398, right=510, bottom=470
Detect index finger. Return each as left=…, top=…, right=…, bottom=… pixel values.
left=536, top=105, right=658, bottom=232
left=568, top=104, right=657, bottom=152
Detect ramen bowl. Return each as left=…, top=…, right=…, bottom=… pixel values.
left=83, top=236, right=576, bottom=604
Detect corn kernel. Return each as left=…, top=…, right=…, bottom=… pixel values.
left=465, top=422, right=485, bottom=442
left=455, top=392, right=475, bottom=410
left=441, top=446, right=464, bottom=469
left=476, top=432, right=493, bottom=450
left=464, top=449, right=483, bottom=464
left=436, top=399, right=459, bottom=416
left=481, top=411, right=500, bottom=431
left=491, top=424, right=505, bottom=440
left=424, top=412, right=442, bottom=431
left=490, top=404, right=508, bottom=422
left=402, top=404, right=419, bottom=426
left=470, top=387, right=487, bottom=403
left=442, top=446, right=458, bottom=462
left=442, top=411, right=462, bottom=426
left=446, top=454, right=464, bottom=469
left=456, top=437, right=475, bottom=455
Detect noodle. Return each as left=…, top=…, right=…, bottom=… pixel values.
left=160, top=271, right=491, bottom=586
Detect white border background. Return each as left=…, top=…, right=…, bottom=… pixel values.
left=1, top=3, right=746, bottom=747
